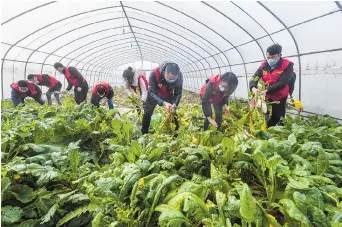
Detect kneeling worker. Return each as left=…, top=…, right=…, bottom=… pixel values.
left=200, top=72, right=238, bottom=130
left=91, top=82, right=114, bottom=109
left=142, top=61, right=183, bottom=134
left=27, top=74, right=62, bottom=105
left=10, top=80, right=45, bottom=106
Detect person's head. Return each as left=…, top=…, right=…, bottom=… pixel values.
left=164, top=63, right=180, bottom=83
left=17, top=80, right=29, bottom=92
left=122, top=67, right=134, bottom=85
left=266, top=44, right=282, bottom=67
left=97, top=85, right=106, bottom=97
left=219, top=72, right=238, bottom=92
left=27, top=74, right=38, bottom=85
left=54, top=62, right=64, bottom=74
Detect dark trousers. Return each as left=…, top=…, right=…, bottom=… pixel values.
left=46, top=82, right=62, bottom=105
left=90, top=94, right=114, bottom=109
left=141, top=95, right=179, bottom=134
left=11, top=88, right=45, bottom=106
left=267, top=97, right=287, bottom=127
left=74, top=81, right=88, bottom=104
left=202, top=102, right=223, bottom=131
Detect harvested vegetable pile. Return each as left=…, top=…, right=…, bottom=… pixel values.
left=1, top=88, right=342, bottom=227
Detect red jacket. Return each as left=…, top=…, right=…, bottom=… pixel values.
left=92, top=82, right=109, bottom=96
left=64, top=67, right=86, bottom=87
left=36, top=74, right=60, bottom=88
left=11, top=81, right=38, bottom=97
left=261, top=58, right=291, bottom=101
left=130, top=74, right=149, bottom=96
left=154, top=68, right=174, bottom=99
left=200, top=75, right=229, bottom=104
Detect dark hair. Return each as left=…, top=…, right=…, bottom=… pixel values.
left=220, top=72, right=238, bottom=84
left=97, top=85, right=105, bottom=95
left=165, top=63, right=180, bottom=76
left=54, top=62, right=64, bottom=69
left=27, top=74, right=36, bottom=80
left=267, top=43, right=282, bottom=55
left=18, top=80, right=28, bottom=87
left=122, top=68, right=134, bottom=84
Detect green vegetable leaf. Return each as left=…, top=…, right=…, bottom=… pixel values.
left=239, top=183, right=256, bottom=223
left=1, top=206, right=23, bottom=225
left=155, top=204, right=192, bottom=227
left=56, top=205, right=88, bottom=227
left=307, top=187, right=324, bottom=210
left=293, top=191, right=308, bottom=215
left=309, top=206, right=328, bottom=227
left=280, top=199, right=310, bottom=225
left=316, top=150, right=329, bottom=175
left=9, top=184, right=36, bottom=203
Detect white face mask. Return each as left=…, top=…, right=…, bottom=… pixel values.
left=19, top=87, right=28, bottom=92
left=97, top=92, right=105, bottom=97
left=219, top=85, right=226, bottom=92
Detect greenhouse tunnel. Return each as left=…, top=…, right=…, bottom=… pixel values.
left=1, top=1, right=342, bottom=119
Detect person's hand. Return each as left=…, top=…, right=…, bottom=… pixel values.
left=171, top=103, right=177, bottom=113
left=61, top=90, right=69, bottom=94
left=287, top=97, right=294, bottom=106
left=77, top=87, right=82, bottom=92
left=260, top=90, right=267, bottom=96
left=252, top=87, right=259, bottom=95
left=223, top=105, right=230, bottom=116
left=164, top=102, right=173, bottom=112
left=207, top=117, right=218, bottom=127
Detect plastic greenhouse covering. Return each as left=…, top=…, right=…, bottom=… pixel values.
left=1, top=1, right=342, bottom=119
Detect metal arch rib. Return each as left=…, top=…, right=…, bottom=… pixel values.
left=336, top=1, right=342, bottom=11
left=156, top=1, right=250, bottom=97
left=257, top=1, right=302, bottom=101
left=231, top=2, right=275, bottom=44
left=1, top=1, right=57, bottom=25
left=120, top=1, right=143, bottom=62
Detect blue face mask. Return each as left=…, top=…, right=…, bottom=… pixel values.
left=267, top=58, right=279, bottom=67
left=219, top=85, right=225, bottom=92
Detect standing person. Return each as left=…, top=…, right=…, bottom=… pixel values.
left=141, top=61, right=183, bottom=134
left=53, top=62, right=88, bottom=104
left=250, top=43, right=294, bottom=127
left=27, top=74, right=62, bottom=105
left=200, top=72, right=238, bottom=130
left=10, top=80, right=45, bottom=106
left=90, top=82, right=114, bottom=109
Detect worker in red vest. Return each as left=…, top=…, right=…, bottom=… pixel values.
left=90, top=82, right=114, bottom=109
left=27, top=74, right=62, bottom=105
left=200, top=72, right=238, bottom=130
left=250, top=44, right=294, bottom=127
left=10, top=80, right=45, bottom=106
left=141, top=62, right=183, bottom=134
left=122, top=66, right=149, bottom=102
left=53, top=62, right=88, bottom=104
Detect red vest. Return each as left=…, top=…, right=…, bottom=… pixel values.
left=11, top=81, right=38, bottom=97
left=130, top=74, right=149, bottom=96
left=261, top=58, right=291, bottom=101
left=200, top=75, right=229, bottom=104
left=64, top=67, right=86, bottom=87
left=36, top=74, right=59, bottom=88
left=154, top=68, right=174, bottom=99
left=92, top=82, right=110, bottom=96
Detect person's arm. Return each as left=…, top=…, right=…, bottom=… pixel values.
left=68, top=67, right=84, bottom=86
left=266, top=63, right=294, bottom=94
left=32, top=85, right=42, bottom=98
left=201, top=81, right=214, bottom=117
left=124, top=81, right=133, bottom=95
left=107, top=86, right=114, bottom=99
left=41, top=74, right=51, bottom=86
left=249, top=67, right=262, bottom=91
left=139, top=77, right=148, bottom=102
left=173, top=72, right=183, bottom=106
left=66, top=82, right=73, bottom=91
left=289, top=73, right=296, bottom=96
left=148, top=72, right=165, bottom=106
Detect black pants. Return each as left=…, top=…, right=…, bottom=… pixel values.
left=202, top=102, right=223, bottom=131
left=74, top=81, right=88, bottom=104
left=267, top=97, right=287, bottom=127
left=141, top=95, right=179, bottom=134
left=46, top=82, right=62, bottom=105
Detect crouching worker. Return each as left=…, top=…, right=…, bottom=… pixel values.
left=141, top=61, right=183, bottom=134
left=200, top=72, right=238, bottom=130
left=91, top=82, right=114, bottom=109
left=122, top=66, right=149, bottom=104
left=10, top=80, right=45, bottom=106
left=27, top=74, right=62, bottom=105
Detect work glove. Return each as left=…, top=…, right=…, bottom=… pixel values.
left=77, top=87, right=82, bottom=92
